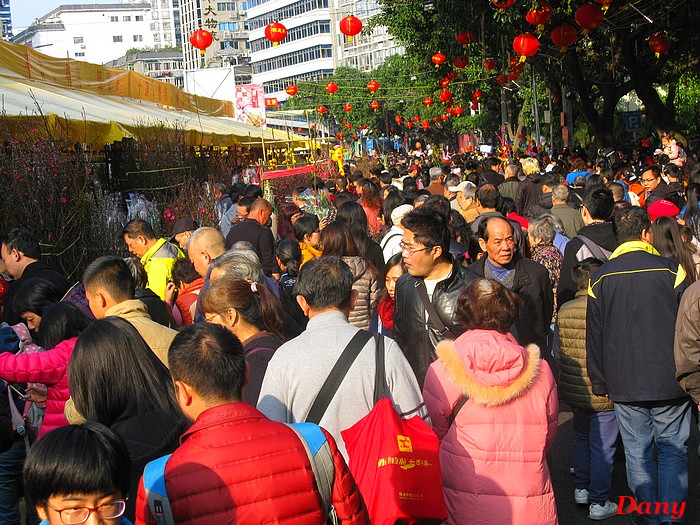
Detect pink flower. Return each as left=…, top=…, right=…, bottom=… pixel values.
left=61, top=197, right=67, bottom=203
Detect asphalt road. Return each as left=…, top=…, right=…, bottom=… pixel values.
left=551, top=403, right=699, bottom=524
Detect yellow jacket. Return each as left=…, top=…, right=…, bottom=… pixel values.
left=141, top=238, right=184, bottom=300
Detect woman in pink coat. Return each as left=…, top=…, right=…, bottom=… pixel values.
left=423, top=278, right=559, bottom=525
left=0, top=302, right=87, bottom=436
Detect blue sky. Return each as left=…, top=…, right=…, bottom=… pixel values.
left=12, top=1, right=114, bottom=29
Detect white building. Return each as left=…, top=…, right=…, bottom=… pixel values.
left=13, top=3, right=156, bottom=65
left=120, top=0, right=181, bottom=47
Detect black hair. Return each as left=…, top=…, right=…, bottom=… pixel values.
left=475, top=184, right=500, bottom=209
left=171, top=258, right=200, bottom=288
left=82, top=256, right=135, bottom=302
left=294, top=257, right=354, bottom=310
left=24, top=422, right=130, bottom=506
left=37, top=302, right=88, bottom=350
left=381, top=190, right=405, bottom=224
left=335, top=201, right=372, bottom=257
left=123, top=257, right=148, bottom=290
left=478, top=216, right=514, bottom=242
left=1, top=228, right=41, bottom=260
left=614, top=206, right=651, bottom=244
left=169, top=323, right=246, bottom=403
left=242, top=184, right=263, bottom=199
left=572, top=257, right=604, bottom=291
left=583, top=187, right=614, bottom=221
left=293, top=214, right=320, bottom=242
left=276, top=238, right=302, bottom=278
left=237, top=196, right=256, bottom=213
left=379, top=171, right=393, bottom=185
left=69, top=317, right=180, bottom=427
left=499, top=196, right=517, bottom=216
left=121, top=219, right=156, bottom=240
left=12, top=277, right=62, bottom=318
left=401, top=207, right=450, bottom=255
left=420, top=195, right=451, bottom=223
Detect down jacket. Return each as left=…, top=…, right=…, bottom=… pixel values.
left=135, top=402, right=369, bottom=525
left=343, top=256, right=380, bottom=330
left=557, top=292, right=614, bottom=412
left=423, top=330, right=559, bottom=525
left=0, top=337, right=77, bottom=437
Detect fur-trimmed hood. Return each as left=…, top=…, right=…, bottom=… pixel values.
left=435, top=330, right=540, bottom=407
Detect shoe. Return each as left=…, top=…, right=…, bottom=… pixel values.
left=574, top=488, right=589, bottom=504
left=589, top=500, right=619, bottom=520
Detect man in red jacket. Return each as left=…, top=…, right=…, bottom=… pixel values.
left=135, top=323, right=368, bottom=525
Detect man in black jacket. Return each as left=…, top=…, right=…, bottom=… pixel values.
left=225, top=198, right=279, bottom=278
left=587, top=207, right=691, bottom=524
left=394, top=208, right=478, bottom=387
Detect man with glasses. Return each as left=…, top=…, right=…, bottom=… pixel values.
left=394, top=207, right=478, bottom=387
left=642, top=165, right=682, bottom=208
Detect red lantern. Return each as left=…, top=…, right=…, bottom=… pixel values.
left=513, top=33, right=540, bottom=61
left=575, top=4, right=605, bottom=34
left=441, top=114, right=449, bottom=121
left=337, top=132, right=345, bottom=139
left=483, top=59, right=496, bottom=72
left=453, top=106, right=464, bottom=116
left=395, top=115, right=403, bottom=124
left=648, top=34, right=669, bottom=58
left=473, top=89, right=483, bottom=100
left=370, top=100, right=380, bottom=111
left=345, top=123, right=352, bottom=129
left=325, top=81, right=338, bottom=95
left=367, top=79, right=380, bottom=94
left=439, top=77, right=451, bottom=88
left=285, top=85, right=298, bottom=97
left=406, top=122, right=413, bottom=129
left=264, top=22, right=288, bottom=46
left=431, top=52, right=447, bottom=68
left=421, top=120, right=430, bottom=129
left=525, top=1, right=553, bottom=32
left=496, top=73, right=509, bottom=85
left=551, top=24, right=578, bottom=52
left=343, top=103, right=353, bottom=112
left=471, top=102, right=479, bottom=111
left=433, top=116, right=440, bottom=123
left=594, top=0, right=613, bottom=13
left=453, top=55, right=469, bottom=69
left=339, top=15, right=363, bottom=42
left=455, top=31, right=474, bottom=47
left=353, top=133, right=359, bottom=139
left=423, top=97, right=434, bottom=107
left=359, top=124, right=368, bottom=130
left=509, top=70, right=521, bottom=80
left=317, top=105, right=327, bottom=114
left=189, top=29, right=213, bottom=54
left=491, top=0, right=515, bottom=10
left=439, top=89, right=453, bottom=103
left=413, top=115, right=421, bottom=123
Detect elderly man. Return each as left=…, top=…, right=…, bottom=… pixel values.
left=550, top=184, right=584, bottom=239
left=468, top=216, right=553, bottom=358
left=450, top=181, right=479, bottom=223
left=425, top=166, right=445, bottom=195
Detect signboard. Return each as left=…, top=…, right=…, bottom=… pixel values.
left=234, top=84, right=266, bottom=128
left=265, top=97, right=279, bottom=108
left=625, top=112, right=643, bottom=132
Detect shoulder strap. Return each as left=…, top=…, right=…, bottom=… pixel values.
left=576, top=234, right=611, bottom=261
left=380, top=232, right=402, bottom=250
left=288, top=423, right=339, bottom=525
left=373, top=333, right=387, bottom=404
left=415, top=280, right=456, bottom=339
left=6, top=386, right=29, bottom=452
left=144, top=454, right=174, bottom=525
left=306, top=330, right=373, bottom=425
left=447, top=395, right=469, bottom=429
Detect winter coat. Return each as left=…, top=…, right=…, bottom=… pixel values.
left=141, top=238, right=184, bottom=301
left=0, top=337, right=77, bottom=436
left=342, top=256, right=380, bottom=330
left=557, top=293, right=614, bottom=412
left=675, top=279, right=700, bottom=403
left=515, top=173, right=543, bottom=217
left=394, top=258, right=479, bottom=387
left=135, top=402, right=369, bottom=525
left=423, top=330, right=559, bottom=525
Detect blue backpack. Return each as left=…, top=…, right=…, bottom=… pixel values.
left=143, top=422, right=338, bottom=525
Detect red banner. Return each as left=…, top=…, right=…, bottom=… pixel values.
left=261, top=164, right=316, bottom=180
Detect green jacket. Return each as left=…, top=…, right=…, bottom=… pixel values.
left=557, top=291, right=614, bottom=411
left=141, top=238, right=184, bottom=300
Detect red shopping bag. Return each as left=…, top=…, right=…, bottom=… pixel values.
left=341, top=398, right=448, bottom=525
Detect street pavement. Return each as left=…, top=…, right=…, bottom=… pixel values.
left=551, top=402, right=699, bottom=524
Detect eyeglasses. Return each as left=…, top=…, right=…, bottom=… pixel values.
left=47, top=499, right=126, bottom=525
left=641, top=177, right=658, bottom=183
left=399, top=241, right=433, bottom=255
left=204, top=313, right=221, bottom=323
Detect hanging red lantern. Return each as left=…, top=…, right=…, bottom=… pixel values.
left=421, top=120, right=430, bottom=130
left=345, top=123, right=352, bottom=129
left=513, top=33, right=540, bottom=62
left=439, top=77, right=451, bottom=88
left=433, top=116, right=440, bottom=123
left=525, top=1, right=553, bottom=33
left=413, top=115, right=421, bottom=123
left=395, top=115, right=403, bottom=124
left=453, top=55, right=469, bottom=69
left=423, top=97, right=434, bottom=107
left=317, top=105, right=327, bottom=114
left=473, top=89, right=483, bottom=100
left=325, top=81, right=338, bottom=95
left=496, top=73, right=509, bottom=85
left=431, top=52, right=447, bottom=68
left=264, top=22, right=288, bottom=46
left=339, top=15, right=363, bottom=42
left=359, top=124, right=368, bottom=130
left=343, top=103, right=353, bottom=113
left=575, top=4, right=605, bottom=35
left=370, top=100, right=380, bottom=111
left=285, top=85, right=298, bottom=97
left=406, top=121, right=413, bottom=129
left=491, top=0, right=515, bottom=10
left=439, top=89, right=453, bottom=103
left=483, top=59, right=496, bottom=72
left=337, top=132, right=345, bottom=139
left=441, top=114, right=449, bottom=121
left=648, top=34, right=669, bottom=58
left=453, top=106, right=464, bottom=116
left=367, top=79, right=380, bottom=94
left=593, top=0, right=613, bottom=13
left=551, top=24, right=578, bottom=52
left=455, top=31, right=474, bottom=47
left=189, top=29, right=213, bottom=54
left=353, top=133, right=359, bottom=139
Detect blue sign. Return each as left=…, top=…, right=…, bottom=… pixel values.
left=625, top=112, right=643, bottom=132
left=366, top=139, right=374, bottom=156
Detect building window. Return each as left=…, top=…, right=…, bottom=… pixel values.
left=73, top=37, right=83, bottom=44
left=123, top=16, right=131, bottom=21
left=136, top=15, right=144, bottom=21
left=133, top=35, right=143, bottom=42
left=75, top=52, right=85, bottom=57
left=217, top=2, right=236, bottom=10
left=110, top=16, right=119, bottom=22
left=113, top=35, right=123, bottom=42
left=242, top=2, right=248, bottom=10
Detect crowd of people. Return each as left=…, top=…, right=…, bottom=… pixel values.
left=0, top=136, right=698, bottom=525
